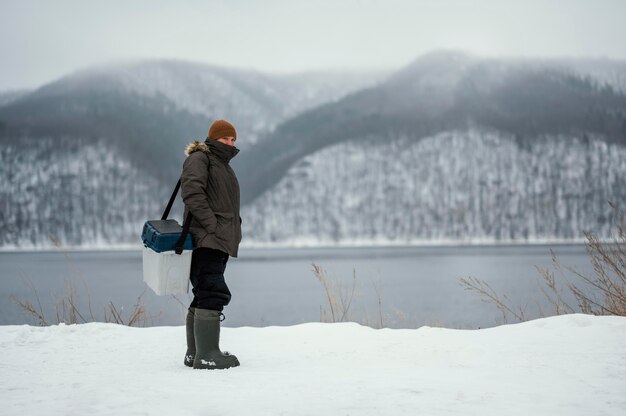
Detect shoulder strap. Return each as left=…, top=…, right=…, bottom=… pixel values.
left=174, top=212, right=193, bottom=255
left=161, top=179, right=181, bottom=220
left=165, top=149, right=212, bottom=254
left=161, top=148, right=211, bottom=220
left=161, top=178, right=193, bottom=255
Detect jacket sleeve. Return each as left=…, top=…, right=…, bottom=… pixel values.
left=181, top=152, right=217, bottom=233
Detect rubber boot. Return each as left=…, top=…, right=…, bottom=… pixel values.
left=193, top=309, right=240, bottom=370
left=183, top=307, right=196, bottom=367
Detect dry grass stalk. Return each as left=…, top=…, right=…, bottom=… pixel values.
left=102, top=290, right=154, bottom=326
left=312, top=263, right=337, bottom=321
left=459, top=276, right=527, bottom=323
left=372, top=281, right=384, bottom=329
left=53, top=279, right=89, bottom=324
left=311, top=263, right=403, bottom=328
left=534, top=202, right=626, bottom=316
left=461, top=201, right=626, bottom=323
left=10, top=276, right=49, bottom=325
left=533, top=251, right=576, bottom=316
left=11, top=297, right=49, bottom=326
left=13, top=279, right=154, bottom=327
left=311, top=263, right=357, bottom=323
left=11, top=238, right=162, bottom=327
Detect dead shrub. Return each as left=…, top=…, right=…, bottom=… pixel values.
left=460, top=202, right=626, bottom=323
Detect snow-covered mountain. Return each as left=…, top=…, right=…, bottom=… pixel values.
left=561, top=58, right=626, bottom=93
left=0, top=60, right=384, bottom=248
left=0, top=59, right=385, bottom=187
left=243, top=130, right=626, bottom=245
left=0, top=89, right=29, bottom=108
left=1, top=51, right=625, bottom=248
left=0, top=136, right=163, bottom=248
left=235, top=51, right=626, bottom=205
left=1, top=60, right=385, bottom=148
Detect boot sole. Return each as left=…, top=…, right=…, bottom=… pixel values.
left=193, top=357, right=240, bottom=370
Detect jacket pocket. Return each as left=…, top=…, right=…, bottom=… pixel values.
left=193, top=227, right=208, bottom=246
left=213, top=212, right=234, bottom=242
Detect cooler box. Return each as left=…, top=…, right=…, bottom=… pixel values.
left=141, top=219, right=194, bottom=295
left=141, top=220, right=194, bottom=253
left=142, top=246, right=191, bottom=295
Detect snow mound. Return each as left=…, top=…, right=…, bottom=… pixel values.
left=1, top=314, right=624, bottom=415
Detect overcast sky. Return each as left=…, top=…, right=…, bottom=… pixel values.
left=2, top=0, right=626, bottom=91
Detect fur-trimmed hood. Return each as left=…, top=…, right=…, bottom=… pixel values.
left=184, top=140, right=210, bottom=156
left=184, top=139, right=239, bottom=162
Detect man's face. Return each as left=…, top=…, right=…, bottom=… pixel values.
left=217, top=136, right=236, bottom=147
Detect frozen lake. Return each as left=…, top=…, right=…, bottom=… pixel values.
left=0, top=244, right=595, bottom=329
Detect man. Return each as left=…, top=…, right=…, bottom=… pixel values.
left=180, top=119, right=242, bottom=370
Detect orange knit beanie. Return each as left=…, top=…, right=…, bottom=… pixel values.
left=208, top=119, right=237, bottom=140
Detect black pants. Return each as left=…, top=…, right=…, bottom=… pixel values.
left=189, top=247, right=231, bottom=311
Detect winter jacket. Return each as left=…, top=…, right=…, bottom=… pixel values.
left=181, top=139, right=242, bottom=257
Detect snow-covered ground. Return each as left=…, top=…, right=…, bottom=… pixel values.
left=1, top=314, right=624, bottom=415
